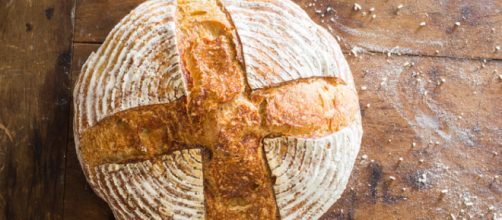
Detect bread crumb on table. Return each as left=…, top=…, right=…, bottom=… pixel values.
left=395, top=4, right=404, bottom=15
left=353, top=3, right=362, bottom=11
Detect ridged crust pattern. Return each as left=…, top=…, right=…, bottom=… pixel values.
left=221, top=0, right=354, bottom=89
left=88, top=149, right=204, bottom=219
left=264, top=123, right=362, bottom=219
left=74, top=0, right=184, bottom=134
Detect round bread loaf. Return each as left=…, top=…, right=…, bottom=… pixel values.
left=73, top=0, right=363, bottom=219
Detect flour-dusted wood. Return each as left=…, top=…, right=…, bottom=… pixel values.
left=73, top=0, right=362, bottom=219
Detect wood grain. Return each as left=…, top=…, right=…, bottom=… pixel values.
left=296, top=0, right=502, bottom=60
left=74, top=0, right=146, bottom=43
left=0, top=0, right=74, bottom=219
left=322, top=53, right=501, bottom=219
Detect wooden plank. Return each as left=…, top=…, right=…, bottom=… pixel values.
left=322, top=53, right=502, bottom=219
left=296, top=0, right=502, bottom=59
left=74, top=0, right=502, bottom=59
left=74, top=0, right=146, bottom=43
left=0, top=0, right=74, bottom=219
left=63, top=43, right=114, bottom=220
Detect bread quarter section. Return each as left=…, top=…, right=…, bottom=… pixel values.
left=88, top=149, right=204, bottom=220
left=264, top=123, right=362, bottom=220
left=221, top=0, right=355, bottom=89
left=73, top=0, right=185, bottom=134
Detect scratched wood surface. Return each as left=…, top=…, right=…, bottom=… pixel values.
left=1, top=0, right=500, bottom=219
left=0, top=0, right=74, bottom=219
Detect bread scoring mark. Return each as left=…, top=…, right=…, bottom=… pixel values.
left=251, top=79, right=359, bottom=138
left=175, top=1, right=278, bottom=218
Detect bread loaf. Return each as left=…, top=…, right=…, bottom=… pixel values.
left=73, top=0, right=363, bottom=219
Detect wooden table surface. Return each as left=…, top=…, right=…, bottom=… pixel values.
left=0, top=0, right=501, bottom=219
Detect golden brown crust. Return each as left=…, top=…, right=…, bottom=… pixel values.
left=79, top=101, right=195, bottom=167
left=252, top=78, right=359, bottom=138
left=77, top=0, right=360, bottom=218
left=176, top=1, right=278, bottom=218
